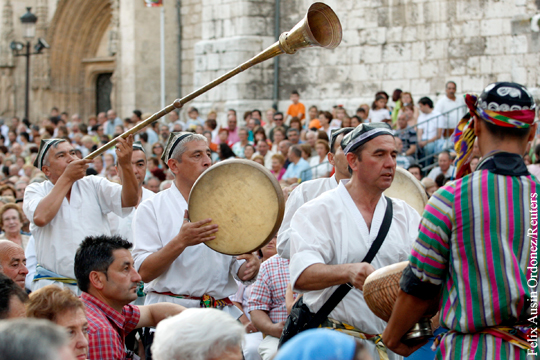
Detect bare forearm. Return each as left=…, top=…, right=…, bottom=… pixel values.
left=118, top=163, right=138, bottom=207
left=138, top=237, right=187, bottom=283
left=33, top=176, right=72, bottom=227
left=138, top=303, right=185, bottom=328
left=295, top=263, right=352, bottom=291
left=251, top=310, right=281, bottom=338
left=382, top=290, right=432, bottom=351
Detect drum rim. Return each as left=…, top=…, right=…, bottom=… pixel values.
left=188, top=158, right=286, bottom=255
left=384, top=166, right=428, bottom=215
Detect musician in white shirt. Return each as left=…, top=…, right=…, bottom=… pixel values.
left=289, top=123, right=420, bottom=360
left=132, top=132, right=260, bottom=316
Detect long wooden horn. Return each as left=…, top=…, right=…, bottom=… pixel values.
left=85, top=2, right=342, bottom=159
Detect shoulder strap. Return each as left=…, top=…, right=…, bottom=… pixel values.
left=306, top=196, right=393, bottom=329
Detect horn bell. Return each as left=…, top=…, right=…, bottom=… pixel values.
left=278, top=2, right=342, bottom=55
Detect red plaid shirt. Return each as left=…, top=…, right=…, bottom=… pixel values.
left=81, top=292, right=141, bottom=360
left=246, top=255, right=290, bottom=323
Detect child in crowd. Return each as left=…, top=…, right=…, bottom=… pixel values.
left=286, top=90, right=305, bottom=124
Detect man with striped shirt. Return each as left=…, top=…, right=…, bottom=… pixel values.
left=383, top=82, right=538, bottom=359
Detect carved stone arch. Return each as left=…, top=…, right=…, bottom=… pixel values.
left=47, top=0, right=114, bottom=119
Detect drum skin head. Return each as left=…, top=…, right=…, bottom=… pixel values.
left=188, top=159, right=285, bottom=255
left=384, top=167, right=428, bottom=215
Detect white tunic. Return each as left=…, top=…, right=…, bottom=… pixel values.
left=108, top=188, right=156, bottom=242
left=23, top=176, right=130, bottom=280
left=276, top=175, right=338, bottom=259
left=131, top=182, right=247, bottom=306
left=289, top=181, right=421, bottom=360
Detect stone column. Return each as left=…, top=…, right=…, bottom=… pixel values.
left=191, top=0, right=275, bottom=126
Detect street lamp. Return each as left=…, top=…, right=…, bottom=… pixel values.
left=10, top=7, right=48, bottom=123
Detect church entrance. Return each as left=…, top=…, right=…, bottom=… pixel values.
left=96, top=73, right=113, bottom=114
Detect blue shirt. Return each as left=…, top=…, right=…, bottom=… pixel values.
left=282, top=158, right=312, bottom=182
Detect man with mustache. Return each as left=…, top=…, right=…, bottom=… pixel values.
left=75, top=235, right=185, bottom=360
left=288, top=122, right=421, bottom=360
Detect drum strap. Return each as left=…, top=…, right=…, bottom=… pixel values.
left=306, top=196, right=394, bottom=330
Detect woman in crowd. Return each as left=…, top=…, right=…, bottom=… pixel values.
left=151, top=142, right=165, bottom=159
left=300, top=144, right=313, bottom=162
left=252, top=155, right=265, bottom=167
left=218, top=143, right=237, bottom=162
left=27, top=286, right=89, bottom=360
left=270, top=154, right=286, bottom=181
left=253, top=127, right=271, bottom=147
left=335, top=106, right=350, bottom=128
left=308, top=105, right=320, bottom=129
left=397, top=91, right=419, bottom=126
left=271, top=127, right=287, bottom=153
left=244, top=144, right=256, bottom=160
left=0, top=203, right=29, bottom=250
left=289, top=117, right=305, bottom=140
left=319, top=111, right=339, bottom=140
left=0, top=184, right=16, bottom=198
left=350, top=115, right=362, bottom=127
left=232, top=128, right=252, bottom=158
left=309, top=139, right=332, bottom=179
left=367, top=95, right=391, bottom=123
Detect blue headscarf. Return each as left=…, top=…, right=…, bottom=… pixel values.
left=273, top=329, right=356, bottom=360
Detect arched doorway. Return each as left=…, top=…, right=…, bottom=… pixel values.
left=96, top=73, right=113, bottom=115
left=46, top=0, right=115, bottom=119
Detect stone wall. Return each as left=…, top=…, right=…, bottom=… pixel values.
left=275, top=0, right=540, bottom=116
left=1, top=0, right=540, bottom=123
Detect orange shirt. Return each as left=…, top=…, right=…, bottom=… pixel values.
left=287, top=102, right=306, bottom=120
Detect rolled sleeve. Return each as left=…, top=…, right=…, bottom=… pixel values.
left=245, top=267, right=271, bottom=314
left=23, top=182, right=47, bottom=225
left=407, top=185, right=454, bottom=289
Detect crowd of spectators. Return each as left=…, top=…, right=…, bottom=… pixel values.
left=0, top=81, right=536, bottom=360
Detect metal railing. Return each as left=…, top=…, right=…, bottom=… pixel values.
left=404, top=104, right=467, bottom=172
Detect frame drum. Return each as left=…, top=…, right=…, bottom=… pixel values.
left=384, top=166, right=427, bottom=215
left=188, top=159, right=285, bottom=255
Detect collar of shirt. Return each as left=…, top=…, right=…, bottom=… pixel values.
left=477, top=151, right=528, bottom=176
left=81, top=292, right=129, bottom=330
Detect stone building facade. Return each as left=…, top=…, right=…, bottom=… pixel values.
left=1, top=0, right=540, bottom=125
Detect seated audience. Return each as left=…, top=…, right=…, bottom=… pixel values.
left=0, top=204, right=30, bottom=250
left=244, top=144, right=256, bottom=160
left=0, top=273, right=28, bottom=319
left=246, top=242, right=291, bottom=360
left=309, top=139, right=332, bottom=179
left=151, top=308, right=245, bottom=360
left=27, top=286, right=89, bottom=360
left=0, top=240, right=27, bottom=289
left=427, top=150, right=455, bottom=180
left=281, top=145, right=312, bottom=185
left=0, top=318, right=78, bottom=360
left=73, top=235, right=185, bottom=360
left=407, top=164, right=423, bottom=181
left=270, top=154, right=286, bottom=181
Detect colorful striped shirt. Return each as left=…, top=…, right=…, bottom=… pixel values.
left=402, top=152, right=538, bottom=360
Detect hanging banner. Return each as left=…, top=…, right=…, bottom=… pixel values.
left=145, top=0, right=163, bottom=7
